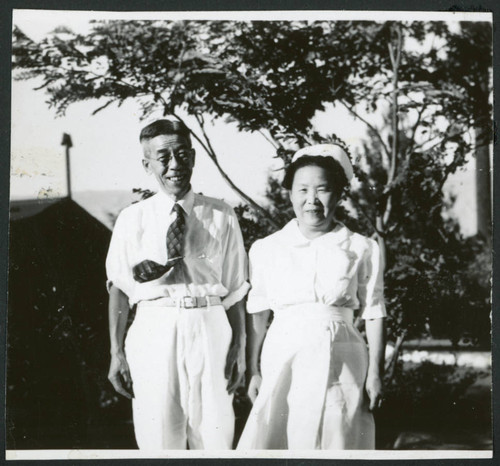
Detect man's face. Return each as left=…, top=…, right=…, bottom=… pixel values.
left=142, top=134, right=195, bottom=200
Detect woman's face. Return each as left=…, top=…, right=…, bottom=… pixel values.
left=290, top=164, right=339, bottom=236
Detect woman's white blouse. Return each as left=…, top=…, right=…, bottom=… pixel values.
left=247, top=220, right=386, bottom=319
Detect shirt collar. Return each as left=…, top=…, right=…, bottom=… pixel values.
left=156, top=188, right=195, bottom=216
left=283, top=218, right=349, bottom=247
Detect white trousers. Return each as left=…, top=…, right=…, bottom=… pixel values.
left=125, top=301, right=234, bottom=450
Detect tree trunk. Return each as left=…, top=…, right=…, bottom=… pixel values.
left=385, top=329, right=407, bottom=380
left=375, top=215, right=387, bottom=271
left=474, top=73, right=492, bottom=244
left=475, top=131, right=491, bottom=243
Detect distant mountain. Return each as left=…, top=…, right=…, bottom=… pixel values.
left=13, top=176, right=477, bottom=237
left=9, top=190, right=140, bottom=230
left=72, top=190, right=142, bottom=230
left=10, top=188, right=241, bottom=231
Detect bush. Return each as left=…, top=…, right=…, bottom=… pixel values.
left=378, top=361, right=487, bottom=434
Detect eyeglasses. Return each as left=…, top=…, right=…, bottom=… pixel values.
left=147, top=149, right=193, bottom=166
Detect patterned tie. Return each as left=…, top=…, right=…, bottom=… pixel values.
left=132, top=203, right=186, bottom=283
left=166, top=203, right=186, bottom=266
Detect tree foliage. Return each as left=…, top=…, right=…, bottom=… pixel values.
left=9, top=20, right=493, bottom=449
left=12, top=19, right=492, bottom=349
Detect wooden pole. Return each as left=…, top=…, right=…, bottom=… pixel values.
left=61, top=133, right=73, bottom=200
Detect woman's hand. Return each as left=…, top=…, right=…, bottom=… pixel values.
left=365, top=317, right=385, bottom=411
left=365, top=371, right=383, bottom=411
left=247, top=374, right=263, bottom=404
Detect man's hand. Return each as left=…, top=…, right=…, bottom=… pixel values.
left=247, top=374, right=262, bottom=404
left=224, top=340, right=246, bottom=394
left=108, top=286, right=133, bottom=398
left=108, top=351, right=134, bottom=399
left=365, top=370, right=383, bottom=411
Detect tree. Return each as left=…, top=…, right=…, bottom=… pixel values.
left=211, top=20, right=492, bottom=362
left=10, top=20, right=492, bottom=448
left=13, top=19, right=492, bottom=355
left=441, top=22, right=492, bottom=243
left=340, top=21, right=492, bottom=363
left=12, top=21, right=278, bottom=226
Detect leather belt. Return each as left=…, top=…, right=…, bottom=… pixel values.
left=141, top=296, right=222, bottom=309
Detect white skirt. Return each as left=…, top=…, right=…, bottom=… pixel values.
left=238, top=304, right=375, bottom=450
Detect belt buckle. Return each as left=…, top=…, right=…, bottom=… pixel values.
left=182, top=296, right=197, bottom=308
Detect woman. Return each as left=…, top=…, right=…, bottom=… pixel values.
left=238, top=144, right=386, bottom=450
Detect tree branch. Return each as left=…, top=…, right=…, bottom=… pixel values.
left=338, top=99, right=391, bottom=168
left=170, top=111, right=278, bottom=228
left=405, top=103, right=427, bottom=159
left=258, top=129, right=282, bottom=150
left=386, top=154, right=463, bottom=237
left=412, top=121, right=473, bottom=154
left=381, top=24, right=403, bottom=231
left=91, top=99, right=116, bottom=115
left=194, top=112, right=219, bottom=161
left=348, top=195, right=384, bottom=237
left=387, top=25, right=402, bottom=187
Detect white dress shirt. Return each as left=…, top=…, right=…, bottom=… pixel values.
left=106, top=189, right=249, bottom=309
left=247, top=219, right=386, bottom=319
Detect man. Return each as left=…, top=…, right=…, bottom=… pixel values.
left=106, top=119, right=248, bottom=450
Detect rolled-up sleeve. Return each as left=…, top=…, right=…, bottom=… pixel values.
left=220, top=208, right=250, bottom=310
left=357, top=238, right=386, bottom=320
left=246, top=239, right=271, bottom=314
left=105, top=210, right=134, bottom=300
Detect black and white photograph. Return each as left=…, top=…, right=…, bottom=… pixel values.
left=5, top=6, right=495, bottom=461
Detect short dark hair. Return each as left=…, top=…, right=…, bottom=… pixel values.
left=139, top=119, right=192, bottom=147
left=282, top=155, right=348, bottom=198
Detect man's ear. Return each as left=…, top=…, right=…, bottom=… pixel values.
left=142, top=158, right=151, bottom=174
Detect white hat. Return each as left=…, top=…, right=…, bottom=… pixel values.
left=291, top=144, right=353, bottom=182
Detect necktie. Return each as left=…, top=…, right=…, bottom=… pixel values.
left=132, top=203, right=186, bottom=283
left=166, top=203, right=186, bottom=266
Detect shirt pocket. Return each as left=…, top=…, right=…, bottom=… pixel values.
left=184, top=225, right=222, bottom=286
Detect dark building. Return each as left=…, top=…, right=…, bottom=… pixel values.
left=7, top=197, right=134, bottom=449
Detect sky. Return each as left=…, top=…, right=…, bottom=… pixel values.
left=10, top=9, right=372, bottom=206
left=10, top=9, right=486, bottom=234
left=11, top=77, right=283, bottom=205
